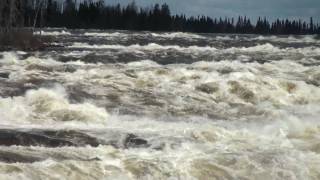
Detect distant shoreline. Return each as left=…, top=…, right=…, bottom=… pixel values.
left=33, top=27, right=320, bottom=36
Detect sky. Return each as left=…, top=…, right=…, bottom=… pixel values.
left=105, top=0, right=320, bottom=23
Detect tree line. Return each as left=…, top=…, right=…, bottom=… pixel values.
left=1, top=0, right=320, bottom=34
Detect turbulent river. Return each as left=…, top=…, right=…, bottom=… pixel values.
left=0, top=29, right=320, bottom=180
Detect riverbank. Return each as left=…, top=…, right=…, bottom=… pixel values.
left=0, top=29, right=50, bottom=51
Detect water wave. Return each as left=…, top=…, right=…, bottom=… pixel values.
left=0, top=86, right=109, bottom=126
left=34, top=30, right=71, bottom=36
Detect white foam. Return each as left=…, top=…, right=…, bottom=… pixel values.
left=0, top=51, right=90, bottom=68
left=68, top=42, right=320, bottom=58
left=253, top=35, right=320, bottom=44
left=68, top=42, right=217, bottom=52
left=84, top=32, right=125, bottom=37
left=0, top=86, right=109, bottom=126
left=2, top=32, right=320, bottom=179
left=127, top=60, right=161, bottom=67
left=0, top=64, right=319, bottom=180
left=0, top=52, right=20, bottom=65
left=1, top=113, right=316, bottom=179
left=34, top=30, right=71, bottom=36
left=151, top=32, right=205, bottom=39
left=215, top=36, right=235, bottom=41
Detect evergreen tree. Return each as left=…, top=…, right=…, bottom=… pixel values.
left=3, top=0, right=317, bottom=35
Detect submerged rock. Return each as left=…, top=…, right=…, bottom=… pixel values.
left=0, top=129, right=151, bottom=150
left=190, top=159, right=234, bottom=180
left=0, top=151, right=44, bottom=163
left=0, top=129, right=100, bottom=147
left=0, top=149, right=102, bottom=164
left=217, top=67, right=234, bottom=74
left=280, top=81, right=297, bottom=93
left=228, top=81, right=255, bottom=103
left=306, top=73, right=320, bottom=87
left=0, top=72, right=9, bottom=79
left=26, top=64, right=77, bottom=73
left=196, top=82, right=219, bottom=94
left=123, top=134, right=149, bottom=149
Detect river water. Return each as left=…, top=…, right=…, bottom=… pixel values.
left=0, top=29, right=320, bottom=179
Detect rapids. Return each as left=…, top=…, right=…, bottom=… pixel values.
left=0, top=29, right=320, bottom=179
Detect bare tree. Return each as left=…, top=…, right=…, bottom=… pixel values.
left=32, top=0, right=47, bottom=34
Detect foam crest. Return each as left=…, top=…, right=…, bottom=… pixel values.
left=0, top=52, right=20, bottom=65
left=254, top=35, right=320, bottom=43
left=68, top=42, right=320, bottom=57
left=215, top=35, right=235, bottom=40
left=84, top=32, right=125, bottom=37
left=0, top=52, right=64, bottom=67
left=69, top=42, right=217, bottom=52
left=151, top=32, right=205, bottom=39
left=34, top=30, right=71, bottom=36
left=0, top=86, right=109, bottom=125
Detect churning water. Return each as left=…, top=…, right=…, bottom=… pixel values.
left=0, top=29, right=320, bottom=179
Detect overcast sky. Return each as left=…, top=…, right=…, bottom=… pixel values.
left=105, top=0, right=320, bottom=22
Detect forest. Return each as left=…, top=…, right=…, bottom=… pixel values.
left=0, top=0, right=320, bottom=34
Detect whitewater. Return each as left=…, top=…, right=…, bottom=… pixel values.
left=0, top=29, right=320, bottom=179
